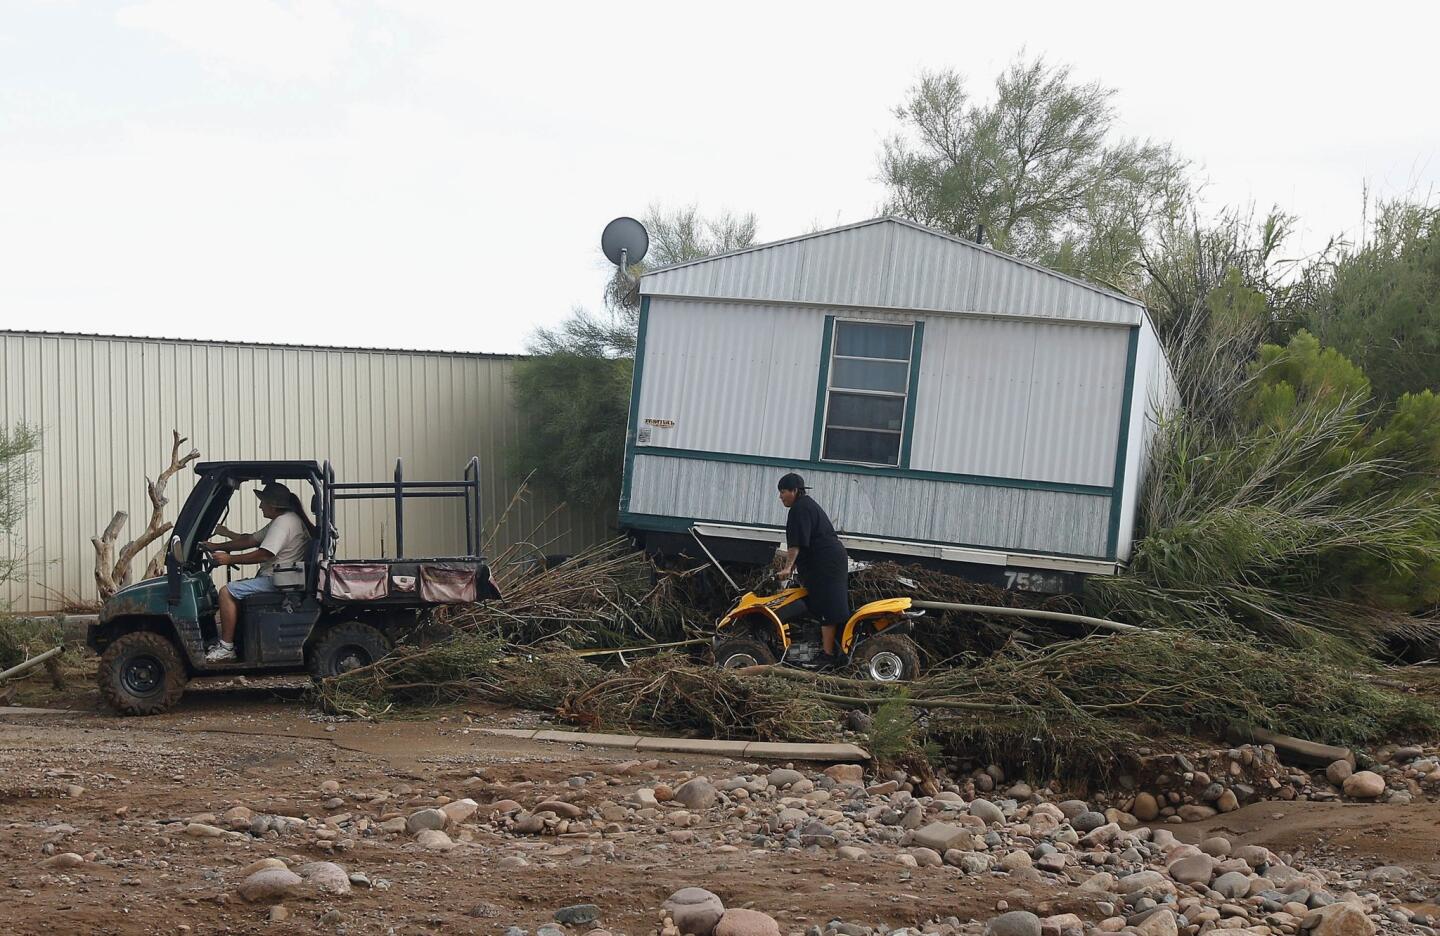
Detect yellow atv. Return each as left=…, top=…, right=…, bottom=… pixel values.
left=712, top=575, right=925, bottom=682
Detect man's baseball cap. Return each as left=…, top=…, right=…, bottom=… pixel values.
left=777, top=472, right=807, bottom=492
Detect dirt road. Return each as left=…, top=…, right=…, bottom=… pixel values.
left=2, top=682, right=1437, bottom=936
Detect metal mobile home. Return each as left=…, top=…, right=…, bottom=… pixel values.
left=618, top=217, right=1174, bottom=592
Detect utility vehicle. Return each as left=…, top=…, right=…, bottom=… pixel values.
left=88, top=458, right=500, bottom=715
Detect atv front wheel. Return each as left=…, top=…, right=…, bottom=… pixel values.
left=851, top=633, right=923, bottom=682
left=98, top=631, right=189, bottom=715
left=308, top=622, right=392, bottom=679
left=713, top=635, right=777, bottom=670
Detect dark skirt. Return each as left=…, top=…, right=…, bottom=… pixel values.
left=799, top=552, right=851, bottom=627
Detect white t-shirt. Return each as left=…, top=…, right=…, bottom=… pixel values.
left=256, top=512, right=310, bottom=577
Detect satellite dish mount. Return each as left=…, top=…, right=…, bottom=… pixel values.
left=602, top=216, right=650, bottom=286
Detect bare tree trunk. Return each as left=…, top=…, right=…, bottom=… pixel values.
left=91, top=430, right=201, bottom=601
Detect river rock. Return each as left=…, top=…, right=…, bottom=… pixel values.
left=911, top=846, right=943, bottom=867
left=297, top=861, right=351, bottom=895
left=1136, top=909, right=1179, bottom=936
left=985, top=910, right=1041, bottom=936
left=1072, top=811, right=1107, bottom=833
left=415, top=829, right=454, bottom=850
left=1341, top=771, right=1385, bottom=799
left=1169, top=854, right=1216, bottom=885
left=663, top=888, right=724, bottom=936
left=406, top=808, right=448, bottom=834
left=1213, top=871, right=1252, bottom=899
left=969, top=799, right=1004, bottom=825
left=715, top=908, right=781, bottom=936
left=534, top=800, right=583, bottom=819
left=239, top=868, right=303, bottom=903
left=1215, top=789, right=1239, bottom=812
left=913, top=822, right=969, bottom=853
left=767, top=769, right=804, bottom=788
left=1306, top=902, right=1375, bottom=936
left=674, top=777, right=718, bottom=810
left=1200, top=836, right=1232, bottom=857
left=1177, top=804, right=1217, bottom=822
left=41, top=852, right=84, bottom=869
left=555, top=905, right=600, bottom=926
left=824, top=764, right=865, bottom=786
left=1131, top=793, right=1160, bottom=821
left=440, top=798, right=479, bottom=824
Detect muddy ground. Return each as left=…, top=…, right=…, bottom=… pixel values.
left=1, top=677, right=1438, bottom=935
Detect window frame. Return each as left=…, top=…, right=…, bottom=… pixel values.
left=818, top=318, right=918, bottom=468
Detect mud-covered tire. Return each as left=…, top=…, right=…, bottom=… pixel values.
left=307, top=622, right=392, bottom=679
left=98, top=631, right=189, bottom=716
left=851, top=632, right=923, bottom=682
left=713, top=636, right=777, bottom=670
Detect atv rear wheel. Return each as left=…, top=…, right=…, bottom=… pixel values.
left=308, top=622, right=392, bottom=679
left=98, top=631, right=189, bottom=716
left=851, top=632, right=922, bottom=682
left=713, top=635, right=777, bottom=670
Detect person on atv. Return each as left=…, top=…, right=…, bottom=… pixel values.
left=200, top=482, right=314, bottom=662
left=775, top=472, right=850, bottom=668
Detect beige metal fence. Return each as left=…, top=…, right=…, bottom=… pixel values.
left=0, top=331, right=612, bottom=612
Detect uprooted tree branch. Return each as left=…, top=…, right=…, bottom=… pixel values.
left=91, top=430, right=200, bottom=600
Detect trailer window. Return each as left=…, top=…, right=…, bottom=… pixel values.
left=821, top=321, right=915, bottom=466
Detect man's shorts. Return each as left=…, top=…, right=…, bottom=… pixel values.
left=227, top=575, right=279, bottom=600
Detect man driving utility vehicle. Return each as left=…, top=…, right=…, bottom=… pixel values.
left=200, top=482, right=314, bottom=662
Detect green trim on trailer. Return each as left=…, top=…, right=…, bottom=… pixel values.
left=809, top=315, right=837, bottom=462
left=628, top=446, right=1114, bottom=497
left=1105, top=325, right=1141, bottom=560
left=619, top=510, right=1112, bottom=564
left=618, top=296, right=651, bottom=514
left=899, top=320, right=925, bottom=468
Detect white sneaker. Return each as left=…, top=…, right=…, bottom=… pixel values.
left=205, top=642, right=236, bottom=663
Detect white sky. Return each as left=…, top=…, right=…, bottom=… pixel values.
left=2, top=0, right=1437, bottom=354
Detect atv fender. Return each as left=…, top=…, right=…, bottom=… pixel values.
left=715, top=606, right=789, bottom=651
left=840, top=597, right=913, bottom=654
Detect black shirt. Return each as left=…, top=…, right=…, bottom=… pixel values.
left=785, top=494, right=847, bottom=578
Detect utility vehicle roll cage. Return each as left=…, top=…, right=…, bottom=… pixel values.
left=320, top=456, right=483, bottom=560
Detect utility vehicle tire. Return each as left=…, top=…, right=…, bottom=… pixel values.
left=851, top=632, right=923, bottom=683
left=308, top=622, right=392, bottom=679
left=713, top=636, right=777, bottom=670
left=98, top=631, right=189, bottom=716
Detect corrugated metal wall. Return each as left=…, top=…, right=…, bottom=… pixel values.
left=0, top=331, right=611, bottom=612
left=636, top=299, right=823, bottom=458
left=628, top=454, right=1111, bottom=558
left=909, top=317, right=1129, bottom=486
left=642, top=218, right=1143, bottom=327
left=1115, top=315, right=1178, bottom=562
left=636, top=298, right=1130, bottom=489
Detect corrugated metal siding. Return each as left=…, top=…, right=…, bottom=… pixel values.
left=642, top=218, right=1142, bottom=327
left=629, top=454, right=1110, bottom=558
left=882, top=316, right=1128, bottom=487
left=1115, top=316, right=1177, bottom=562
left=636, top=299, right=821, bottom=459
left=0, top=332, right=610, bottom=612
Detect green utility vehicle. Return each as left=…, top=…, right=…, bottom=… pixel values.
left=88, top=458, right=500, bottom=715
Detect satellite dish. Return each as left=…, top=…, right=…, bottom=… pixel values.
left=602, top=216, right=649, bottom=268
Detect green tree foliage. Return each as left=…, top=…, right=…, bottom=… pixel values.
left=1094, top=324, right=1440, bottom=654
left=512, top=207, right=757, bottom=512
left=510, top=354, right=634, bottom=513
left=1308, top=200, right=1440, bottom=401
left=881, top=56, right=1186, bottom=290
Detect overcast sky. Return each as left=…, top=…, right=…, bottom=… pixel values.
left=2, top=1, right=1437, bottom=354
